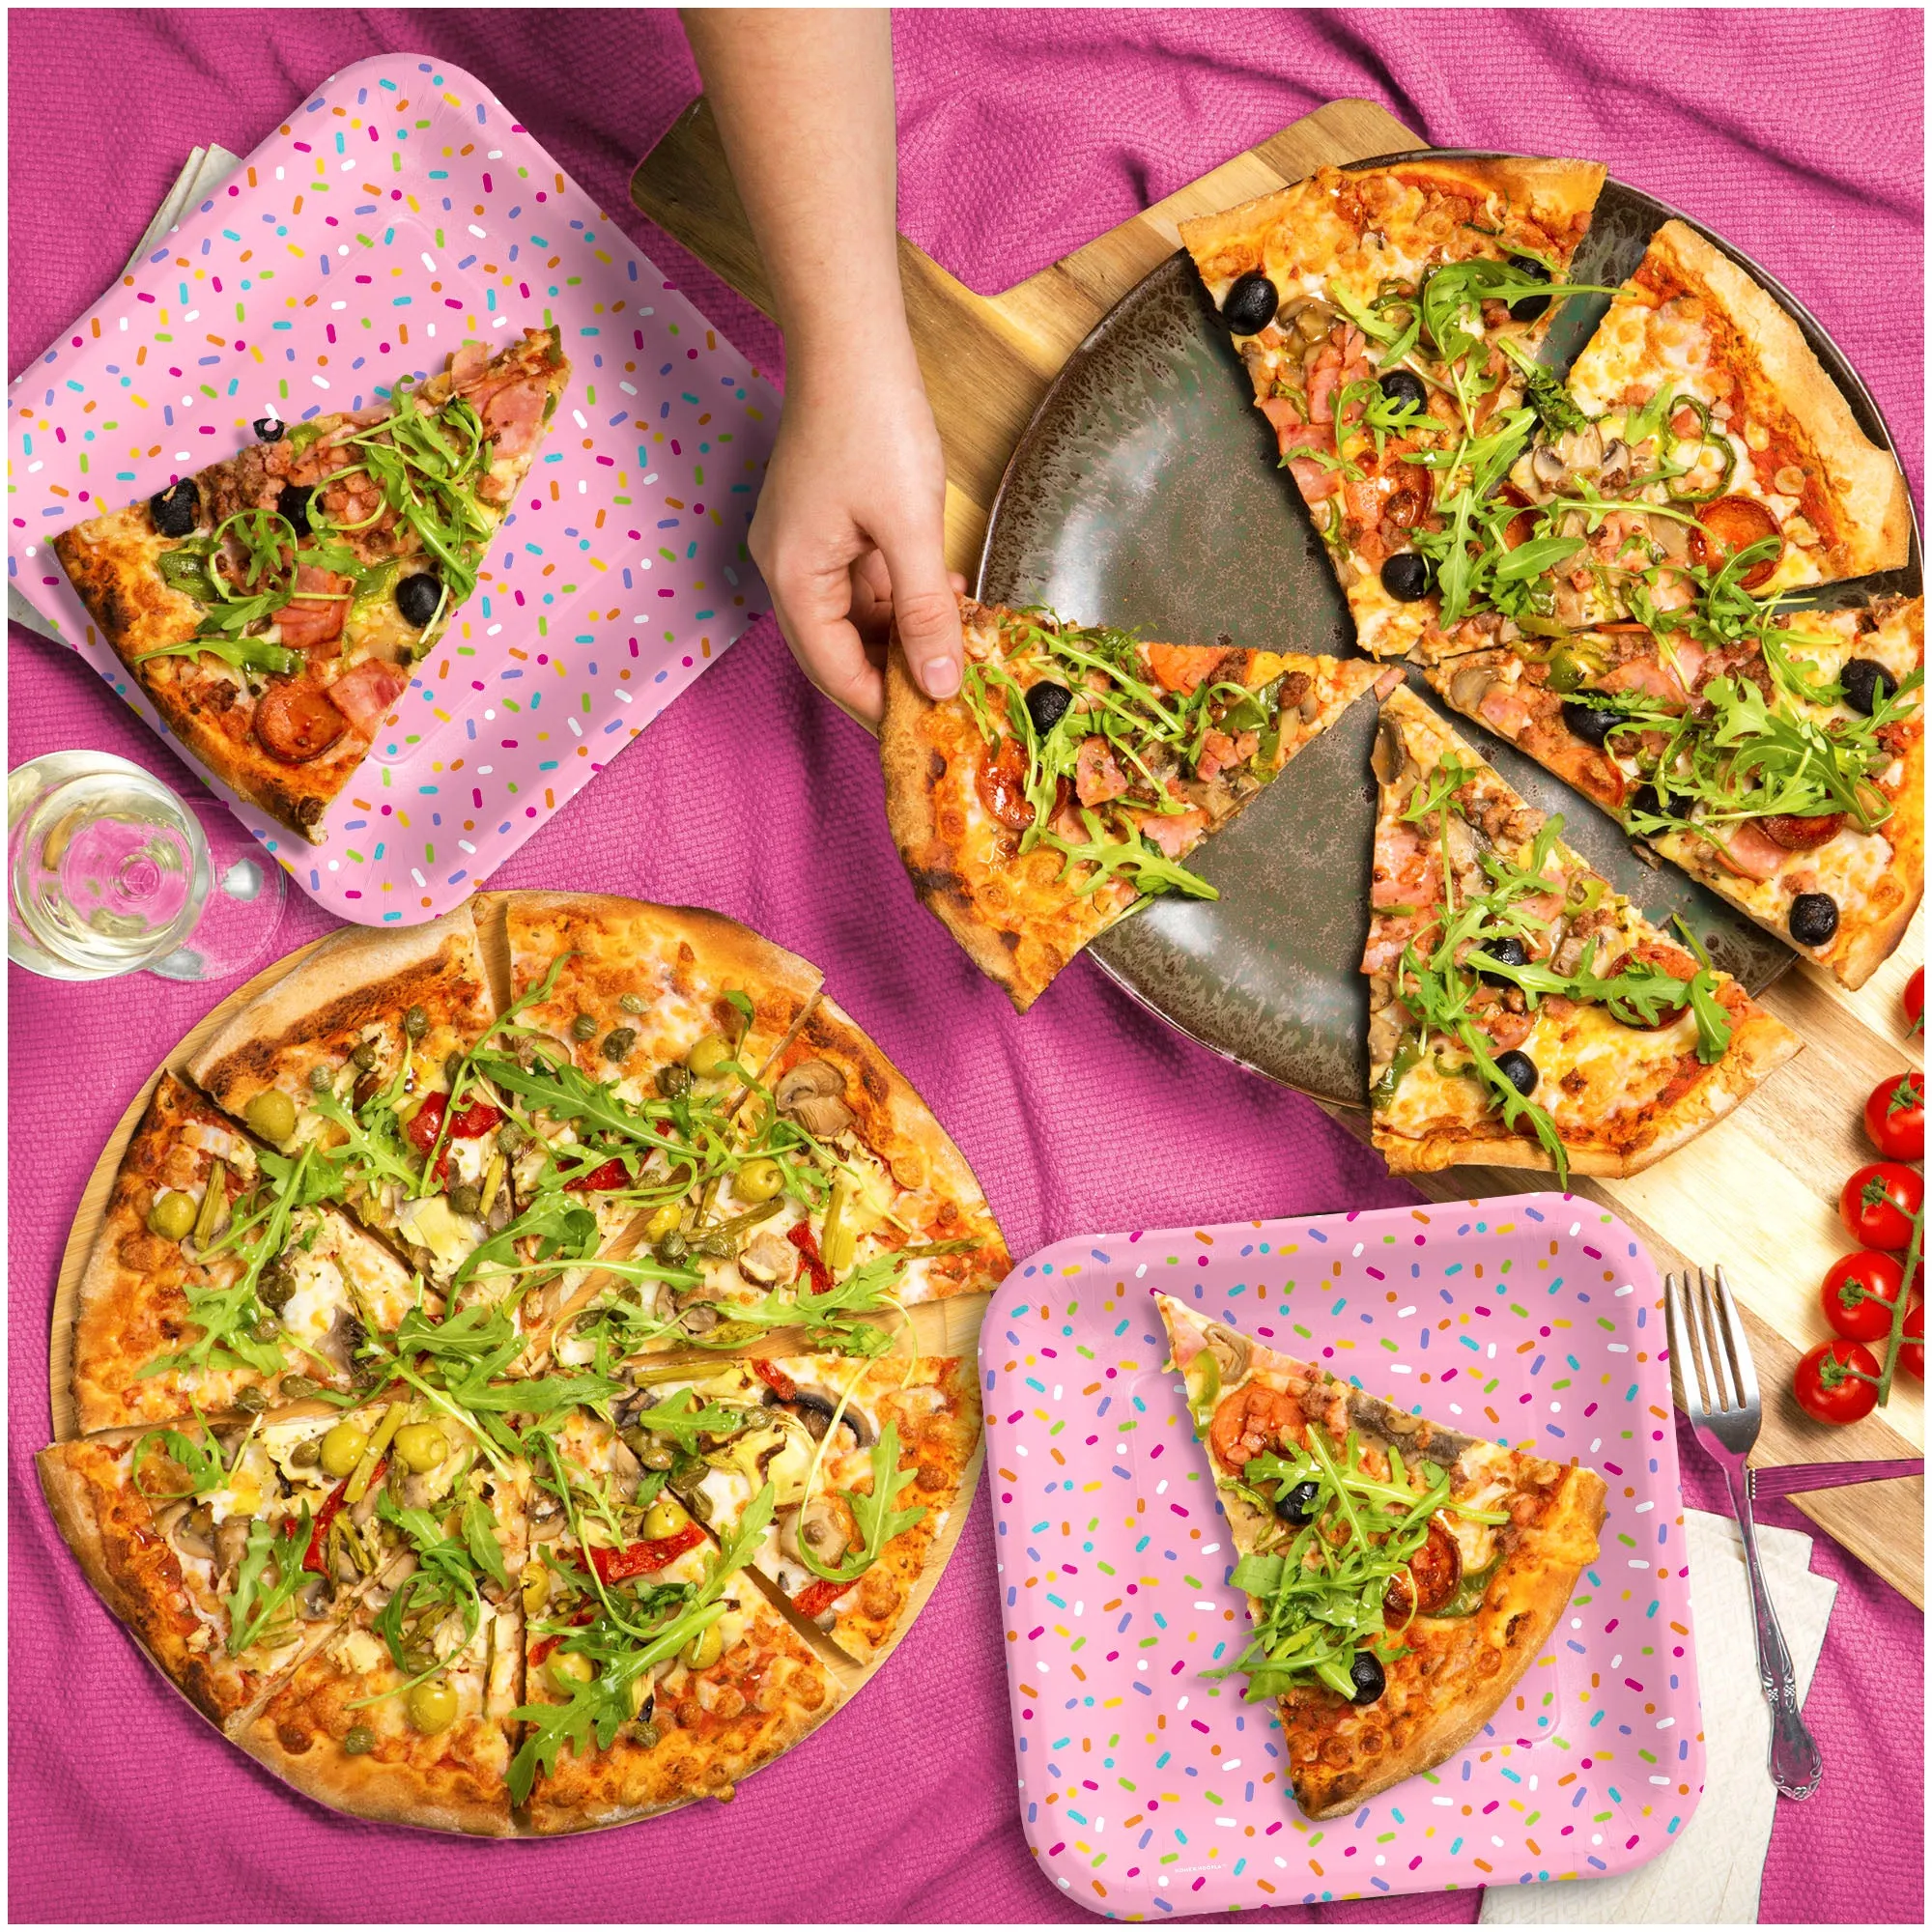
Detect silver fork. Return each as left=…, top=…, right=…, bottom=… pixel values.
left=1664, top=1264, right=1823, bottom=1801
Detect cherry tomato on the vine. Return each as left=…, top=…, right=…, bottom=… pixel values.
left=1793, top=1338, right=1880, bottom=1425
left=1820, top=1250, right=1910, bottom=1344
left=1840, top=1162, right=1923, bottom=1251
left=1900, top=1301, right=1924, bottom=1381
left=1865, top=1071, right=1925, bottom=1162
left=1906, top=966, right=1924, bottom=1037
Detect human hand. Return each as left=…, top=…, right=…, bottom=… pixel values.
left=750, top=334, right=965, bottom=729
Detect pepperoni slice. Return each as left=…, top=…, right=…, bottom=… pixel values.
left=1689, top=496, right=1783, bottom=589
left=974, top=737, right=1035, bottom=832
left=254, top=679, right=347, bottom=763
left=1760, top=812, right=1846, bottom=851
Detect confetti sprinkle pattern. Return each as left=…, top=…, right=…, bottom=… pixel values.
left=7, top=55, right=777, bottom=926
left=981, top=1194, right=1704, bottom=1919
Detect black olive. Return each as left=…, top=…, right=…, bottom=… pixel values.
left=1788, top=892, right=1839, bottom=948
left=253, top=416, right=286, bottom=442
left=1494, top=1049, right=1539, bottom=1096
left=1273, top=1479, right=1321, bottom=1525
left=1380, top=552, right=1433, bottom=603
left=1221, top=270, right=1280, bottom=335
left=149, top=478, right=200, bottom=538
left=395, top=573, right=443, bottom=629
left=1505, top=253, right=1553, bottom=323
left=1840, top=657, right=1897, bottom=717
left=1379, top=369, right=1428, bottom=413
left=1560, top=699, right=1628, bottom=749
left=1348, top=1649, right=1386, bottom=1705
left=1630, top=782, right=1690, bottom=822
left=1476, top=935, right=1528, bottom=986
left=1025, top=680, right=1074, bottom=736
left=277, top=483, right=313, bottom=537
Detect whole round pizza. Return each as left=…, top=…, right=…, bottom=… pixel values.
left=39, top=893, right=1006, bottom=1834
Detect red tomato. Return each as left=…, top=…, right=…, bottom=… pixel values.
left=1907, top=967, right=1924, bottom=1036
left=1820, top=1251, right=1909, bottom=1344
left=1793, top=1339, right=1880, bottom=1425
left=563, top=1155, right=630, bottom=1194
left=1840, top=1162, right=1923, bottom=1251
left=1865, top=1071, right=1925, bottom=1161
left=1901, top=1301, right=1924, bottom=1381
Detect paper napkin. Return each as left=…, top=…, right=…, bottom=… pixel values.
left=9, top=145, right=240, bottom=644
left=1480, top=1508, right=1836, bottom=1926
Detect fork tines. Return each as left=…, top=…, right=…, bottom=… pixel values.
left=1666, top=1264, right=1761, bottom=1437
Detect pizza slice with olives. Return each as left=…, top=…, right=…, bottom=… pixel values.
left=35, top=1402, right=414, bottom=1731
left=1426, top=597, right=1923, bottom=989
left=882, top=596, right=1386, bottom=1011
left=51, top=327, right=570, bottom=840
left=72, top=1073, right=437, bottom=1431
left=231, top=1402, right=530, bottom=1835
left=1178, top=157, right=1608, bottom=663
left=1365, top=682, right=1800, bottom=1178
left=1155, top=1294, right=1606, bottom=1820
left=603, top=1352, right=980, bottom=1665
left=511, top=1406, right=844, bottom=1832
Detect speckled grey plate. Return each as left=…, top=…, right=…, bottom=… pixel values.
left=978, top=151, right=1921, bottom=1104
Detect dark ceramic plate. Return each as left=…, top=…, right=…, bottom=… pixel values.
left=978, top=151, right=1921, bottom=1105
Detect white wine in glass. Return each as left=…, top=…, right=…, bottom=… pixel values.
left=8, top=751, right=283, bottom=982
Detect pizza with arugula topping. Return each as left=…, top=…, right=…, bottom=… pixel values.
left=50, top=327, right=569, bottom=840
left=1365, top=683, right=1800, bottom=1178
left=41, top=892, right=1000, bottom=1833
left=1156, top=1295, right=1606, bottom=1819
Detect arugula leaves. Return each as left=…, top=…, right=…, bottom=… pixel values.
left=227, top=1508, right=314, bottom=1655
left=791, top=1420, right=927, bottom=1586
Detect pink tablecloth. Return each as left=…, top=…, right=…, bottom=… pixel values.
left=8, top=9, right=1921, bottom=1923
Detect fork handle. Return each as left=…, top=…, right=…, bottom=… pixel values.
left=1727, top=1470, right=1823, bottom=1800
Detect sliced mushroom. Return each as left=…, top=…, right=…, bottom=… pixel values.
left=213, top=1515, right=252, bottom=1589
left=776, top=1059, right=845, bottom=1110
left=607, top=1436, right=643, bottom=1502
left=318, top=1308, right=368, bottom=1378
left=681, top=1301, right=722, bottom=1337
left=1530, top=444, right=1569, bottom=490
left=779, top=1492, right=852, bottom=1570
left=298, top=1574, right=335, bottom=1621
left=529, top=1492, right=566, bottom=1541
left=768, top=1384, right=873, bottom=1448
left=161, top=1501, right=216, bottom=1561
left=790, top=1093, right=856, bottom=1138
left=1200, top=1322, right=1252, bottom=1386
left=737, top=1230, right=798, bottom=1288
left=1370, top=716, right=1408, bottom=787
left=1449, top=666, right=1494, bottom=716
left=1597, top=438, right=1634, bottom=490
left=1553, top=423, right=1604, bottom=477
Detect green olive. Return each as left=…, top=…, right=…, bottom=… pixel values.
left=655, top=1063, right=693, bottom=1099
left=394, top=1423, right=448, bottom=1473
left=342, top=1724, right=377, bottom=1755
left=548, top=1651, right=594, bottom=1692
left=320, top=1421, right=369, bottom=1479
left=447, top=1183, right=481, bottom=1218
left=686, top=1032, right=733, bottom=1079
left=244, top=1089, right=298, bottom=1143
left=147, top=1190, right=198, bottom=1240
left=403, top=1005, right=429, bottom=1042
left=734, top=1158, right=783, bottom=1204
left=602, top=1026, right=638, bottom=1064
left=521, top=1561, right=551, bottom=1613
left=570, top=1012, right=597, bottom=1042
left=619, top=991, right=647, bottom=1015
left=641, top=1495, right=690, bottom=1540
left=680, top=1621, right=724, bottom=1670
left=643, top=1202, right=682, bottom=1242
left=407, top=1679, right=459, bottom=1735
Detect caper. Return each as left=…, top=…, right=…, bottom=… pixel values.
left=686, top=1032, right=733, bottom=1079
left=251, top=1318, right=281, bottom=1344
left=244, top=1089, right=298, bottom=1143
left=652, top=1231, right=690, bottom=1266
left=308, top=1065, right=334, bottom=1094
left=639, top=1436, right=676, bottom=1471
left=447, top=1183, right=482, bottom=1218
left=342, top=1724, right=377, bottom=1755
left=233, top=1385, right=270, bottom=1415
left=602, top=1026, right=638, bottom=1064
left=403, top=1005, right=429, bottom=1041
left=655, top=1063, right=693, bottom=1099
left=393, top=1423, right=448, bottom=1473
left=444, top=1050, right=467, bottom=1087
left=280, top=1375, right=323, bottom=1401
left=548, top=1651, right=594, bottom=1691
left=320, top=1421, right=369, bottom=1478
left=696, top=1233, right=734, bottom=1260
left=619, top=992, right=646, bottom=1015
left=350, top=1039, right=379, bottom=1071
left=407, top=1679, right=458, bottom=1735
left=290, top=1437, right=322, bottom=1467
left=496, top=1119, right=526, bottom=1156
left=680, top=1622, right=724, bottom=1670
left=734, top=1158, right=783, bottom=1204
left=641, top=1495, right=691, bottom=1540
left=258, top=1264, right=298, bottom=1313
left=631, top=1719, right=662, bottom=1749
left=521, top=1560, right=551, bottom=1613
left=147, top=1190, right=198, bottom=1240
left=570, top=1012, right=597, bottom=1042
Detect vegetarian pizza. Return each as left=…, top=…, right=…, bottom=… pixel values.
left=50, top=328, right=570, bottom=840
left=1158, top=1296, right=1606, bottom=1818
left=41, top=892, right=999, bottom=1833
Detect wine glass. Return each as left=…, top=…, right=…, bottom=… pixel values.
left=7, top=750, right=285, bottom=982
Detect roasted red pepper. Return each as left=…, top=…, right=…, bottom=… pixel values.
left=300, top=1461, right=384, bottom=1574
left=791, top=1577, right=856, bottom=1621
left=528, top=1606, right=596, bottom=1670
left=564, top=1155, right=631, bottom=1194
left=751, top=1358, right=798, bottom=1402
left=587, top=1522, right=705, bottom=1582
left=406, top=1091, right=502, bottom=1184
left=786, top=1223, right=833, bottom=1296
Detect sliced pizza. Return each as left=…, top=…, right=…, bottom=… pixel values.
left=52, top=327, right=570, bottom=839
left=1364, top=683, right=1800, bottom=1178
left=1426, top=597, right=1923, bottom=989
left=1178, top=157, right=1608, bottom=662
left=1156, top=1293, right=1606, bottom=1819
left=882, top=595, right=1386, bottom=1010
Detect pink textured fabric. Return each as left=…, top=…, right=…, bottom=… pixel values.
left=8, top=9, right=1920, bottom=1924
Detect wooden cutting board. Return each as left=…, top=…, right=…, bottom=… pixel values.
left=633, top=97, right=1925, bottom=1603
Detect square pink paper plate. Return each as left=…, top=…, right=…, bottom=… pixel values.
left=7, top=53, right=777, bottom=926
left=980, top=1194, right=1704, bottom=1918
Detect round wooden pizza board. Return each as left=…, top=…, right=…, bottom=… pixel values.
left=44, top=888, right=992, bottom=1815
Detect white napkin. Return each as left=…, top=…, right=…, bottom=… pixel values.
left=10, top=145, right=241, bottom=644
left=1480, top=1508, right=1836, bottom=1925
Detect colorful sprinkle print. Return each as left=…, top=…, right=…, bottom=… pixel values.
left=981, top=1194, right=1704, bottom=1919
left=7, top=55, right=777, bottom=926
